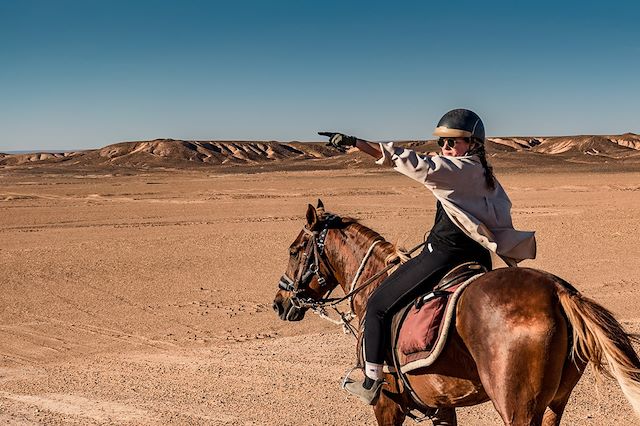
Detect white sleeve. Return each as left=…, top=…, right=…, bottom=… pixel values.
left=375, top=142, right=437, bottom=185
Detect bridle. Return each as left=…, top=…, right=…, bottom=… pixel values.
left=277, top=214, right=376, bottom=336
left=277, top=215, right=335, bottom=300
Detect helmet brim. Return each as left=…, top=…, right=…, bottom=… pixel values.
left=433, top=126, right=473, bottom=138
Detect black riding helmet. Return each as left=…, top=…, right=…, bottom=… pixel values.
left=433, top=109, right=485, bottom=142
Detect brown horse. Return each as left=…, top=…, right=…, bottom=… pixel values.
left=272, top=201, right=640, bottom=426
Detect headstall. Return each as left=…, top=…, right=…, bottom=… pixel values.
left=277, top=215, right=336, bottom=298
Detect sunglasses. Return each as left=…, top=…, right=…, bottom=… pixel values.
left=437, top=137, right=469, bottom=149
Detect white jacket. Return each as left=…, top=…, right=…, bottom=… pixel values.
left=376, top=142, right=536, bottom=266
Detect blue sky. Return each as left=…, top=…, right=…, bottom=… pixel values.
left=1, top=0, right=639, bottom=151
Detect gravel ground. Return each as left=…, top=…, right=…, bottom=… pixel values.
left=1, top=167, right=639, bottom=425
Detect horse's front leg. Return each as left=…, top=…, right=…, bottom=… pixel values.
left=373, top=391, right=405, bottom=425
left=373, top=393, right=457, bottom=426
left=373, top=373, right=458, bottom=426
left=373, top=374, right=406, bottom=426
left=431, top=408, right=457, bottom=426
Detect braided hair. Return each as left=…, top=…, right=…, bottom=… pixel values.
left=468, top=138, right=495, bottom=190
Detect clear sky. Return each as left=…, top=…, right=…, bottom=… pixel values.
left=1, top=0, right=639, bottom=151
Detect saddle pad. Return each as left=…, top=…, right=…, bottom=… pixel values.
left=395, top=274, right=482, bottom=374
left=397, top=294, right=448, bottom=355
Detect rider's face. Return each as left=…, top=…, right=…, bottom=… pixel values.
left=439, top=138, right=473, bottom=157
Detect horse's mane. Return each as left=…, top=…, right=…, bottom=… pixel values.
left=324, top=214, right=410, bottom=266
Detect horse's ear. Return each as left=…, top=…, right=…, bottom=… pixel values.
left=316, top=199, right=325, bottom=215
left=306, top=204, right=318, bottom=228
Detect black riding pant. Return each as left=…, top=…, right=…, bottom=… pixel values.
left=363, top=241, right=492, bottom=365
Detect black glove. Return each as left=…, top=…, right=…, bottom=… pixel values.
left=318, top=132, right=357, bottom=151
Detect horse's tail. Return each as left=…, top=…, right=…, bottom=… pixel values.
left=555, top=279, right=640, bottom=415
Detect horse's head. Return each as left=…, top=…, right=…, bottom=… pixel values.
left=272, top=199, right=340, bottom=321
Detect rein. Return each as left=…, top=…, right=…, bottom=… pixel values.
left=311, top=238, right=426, bottom=337
left=310, top=238, right=384, bottom=336
left=349, top=240, right=383, bottom=294
left=310, top=238, right=426, bottom=308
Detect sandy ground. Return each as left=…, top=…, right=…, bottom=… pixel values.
left=1, top=166, right=640, bottom=425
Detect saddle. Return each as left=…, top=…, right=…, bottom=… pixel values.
left=388, top=262, right=487, bottom=374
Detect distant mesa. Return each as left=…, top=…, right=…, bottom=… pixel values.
left=1, top=134, right=639, bottom=169
left=527, top=135, right=640, bottom=156
left=360, top=134, right=640, bottom=161
left=0, top=139, right=341, bottom=168
left=0, top=151, right=82, bottom=165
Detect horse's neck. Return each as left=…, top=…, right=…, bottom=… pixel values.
left=325, top=224, right=390, bottom=314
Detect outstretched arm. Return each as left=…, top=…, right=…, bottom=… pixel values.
left=318, top=131, right=444, bottom=186
left=317, top=132, right=382, bottom=159
left=354, top=138, right=382, bottom=159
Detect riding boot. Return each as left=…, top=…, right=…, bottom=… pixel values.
left=343, top=376, right=384, bottom=405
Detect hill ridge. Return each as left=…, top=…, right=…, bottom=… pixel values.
left=1, top=134, right=639, bottom=168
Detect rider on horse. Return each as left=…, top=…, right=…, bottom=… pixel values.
left=319, top=108, right=537, bottom=404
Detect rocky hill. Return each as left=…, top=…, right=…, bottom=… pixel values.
left=0, top=140, right=341, bottom=167
left=516, top=134, right=640, bottom=157
left=1, top=134, right=639, bottom=169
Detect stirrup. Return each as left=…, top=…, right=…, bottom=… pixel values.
left=340, top=366, right=363, bottom=389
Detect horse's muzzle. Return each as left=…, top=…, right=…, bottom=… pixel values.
left=272, top=295, right=306, bottom=321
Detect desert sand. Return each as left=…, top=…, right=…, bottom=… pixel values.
left=2, top=148, right=640, bottom=424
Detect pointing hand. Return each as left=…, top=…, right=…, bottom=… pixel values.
left=318, top=132, right=357, bottom=152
